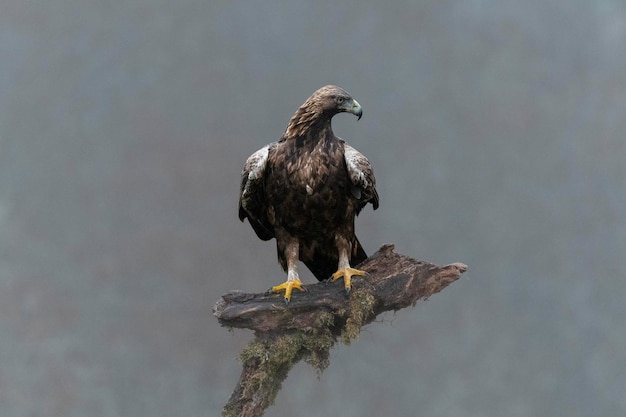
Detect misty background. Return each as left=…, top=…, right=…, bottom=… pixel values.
left=1, top=1, right=625, bottom=416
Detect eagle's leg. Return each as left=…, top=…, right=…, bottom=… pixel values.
left=331, top=234, right=365, bottom=295
left=271, top=238, right=304, bottom=304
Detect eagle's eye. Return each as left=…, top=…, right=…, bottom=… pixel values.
left=335, top=96, right=345, bottom=104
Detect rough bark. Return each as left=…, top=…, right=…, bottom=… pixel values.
left=214, top=244, right=467, bottom=417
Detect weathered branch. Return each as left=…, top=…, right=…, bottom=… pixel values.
left=213, top=244, right=467, bottom=417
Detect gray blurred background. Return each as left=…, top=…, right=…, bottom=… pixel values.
left=1, top=1, right=625, bottom=416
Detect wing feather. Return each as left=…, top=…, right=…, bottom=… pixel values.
left=238, top=144, right=274, bottom=240
left=343, top=142, right=379, bottom=211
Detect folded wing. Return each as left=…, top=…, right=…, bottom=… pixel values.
left=343, top=142, right=379, bottom=213
left=238, top=144, right=274, bottom=240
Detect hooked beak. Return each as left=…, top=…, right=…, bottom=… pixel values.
left=349, top=99, right=363, bottom=120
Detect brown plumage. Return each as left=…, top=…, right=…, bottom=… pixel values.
left=238, top=85, right=379, bottom=302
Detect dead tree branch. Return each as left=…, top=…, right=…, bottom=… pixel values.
left=213, top=244, right=467, bottom=417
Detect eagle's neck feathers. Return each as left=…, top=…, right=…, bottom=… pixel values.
left=282, top=103, right=334, bottom=143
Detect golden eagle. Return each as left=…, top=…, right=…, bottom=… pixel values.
left=238, top=85, right=379, bottom=303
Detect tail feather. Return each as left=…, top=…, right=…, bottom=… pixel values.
left=303, top=237, right=368, bottom=282
left=351, top=236, right=368, bottom=266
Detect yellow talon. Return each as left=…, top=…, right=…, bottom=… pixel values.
left=331, top=267, right=366, bottom=294
left=271, top=279, right=304, bottom=303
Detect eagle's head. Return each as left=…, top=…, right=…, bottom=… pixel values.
left=304, top=85, right=363, bottom=120
left=283, top=85, right=362, bottom=140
